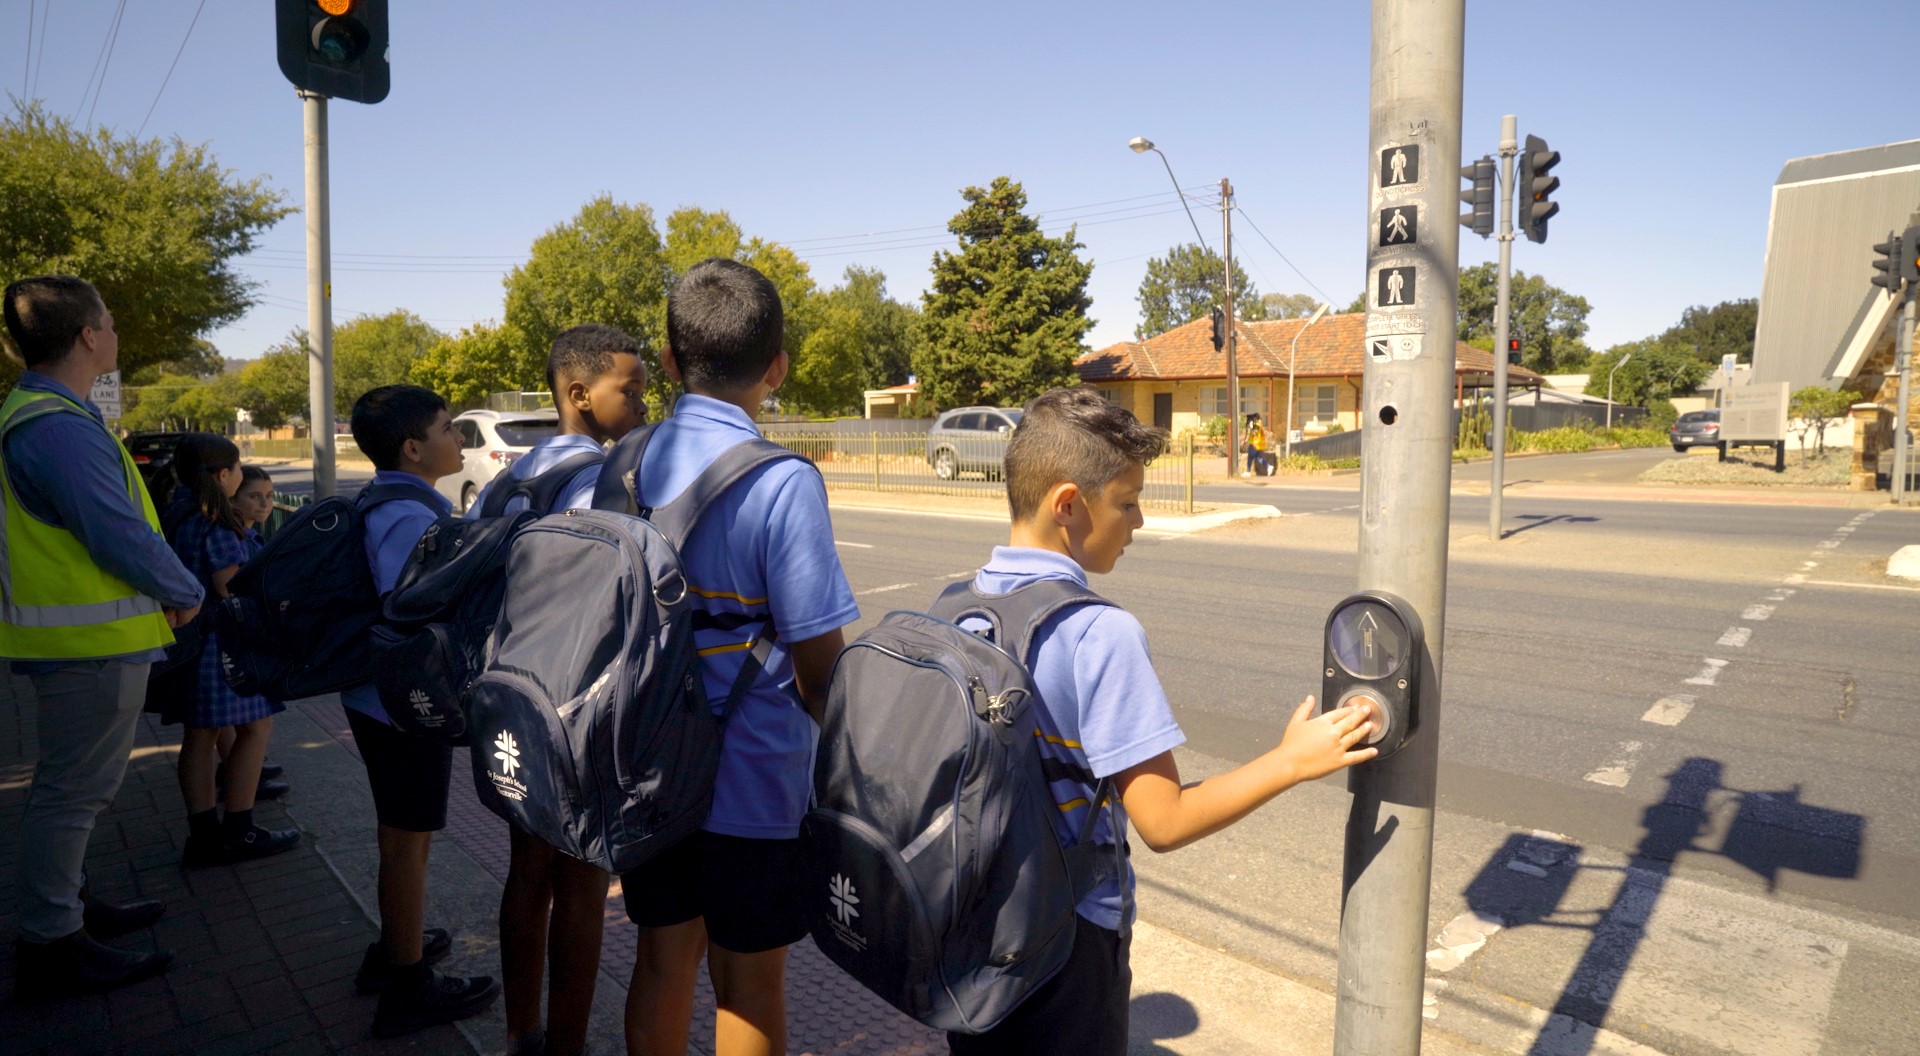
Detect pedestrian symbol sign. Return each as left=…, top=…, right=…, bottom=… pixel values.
left=1377, top=267, right=1415, bottom=307
left=1369, top=339, right=1391, bottom=362
left=1379, top=206, right=1418, bottom=247
left=1381, top=145, right=1419, bottom=187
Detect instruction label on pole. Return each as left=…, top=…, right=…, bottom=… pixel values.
left=89, top=371, right=122, bottom=420
left=1369, top=334, right=1425, bottom=362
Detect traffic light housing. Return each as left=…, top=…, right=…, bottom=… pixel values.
left=1871, top=230, right=1904, bottom=294
left=276, top=0, right=390, bottom=104
left=1518, top=134, right=1559, bottom=244
left=1209, top=308, right=1226, bottom=352
left=1507, top=338, right=1522, bottom=365
left=1903, top=225, right=1920, bottom=287
left=1459, top=156, right=1495, bottom=238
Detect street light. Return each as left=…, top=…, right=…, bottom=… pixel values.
left=1128, top=137, right=1209, bottom=249
left=1606, top=352, right=1634, bottom=429
left=1284, top=302, right=1331, bottom=459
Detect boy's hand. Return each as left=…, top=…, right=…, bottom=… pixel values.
left=1276, top=695, right=1378, bottom=784
left=163, top=603, right=202, bottom=629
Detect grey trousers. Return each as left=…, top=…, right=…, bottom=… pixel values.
left=14, top=661, right=150, bottom=942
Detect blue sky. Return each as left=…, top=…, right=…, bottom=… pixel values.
left=8, top=0, right=1911, bottom=362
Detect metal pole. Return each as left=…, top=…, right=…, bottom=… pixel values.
left=1222, top=178, right=1240, bottom=477
left=1338, top=1, right=1461, bottom=1052
left=1285, top=304, right=1330, bottom=461
left=301, top=91, right=337, bottom=499
left=1489, top=115, right=1517, bottom=541
left=1896, top=286, right=1915, bottom=505
left=1184, top=432, right=1195, bottom=514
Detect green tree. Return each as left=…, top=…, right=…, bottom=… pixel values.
left=0, top=104, right=290, bottom=389
left=334, top=311, right=444, bottom=414
left=658, top=207, right=822, bottom=397
left=1584, top=338, right=1710, bottom=409
left=1134, top=243, right=1266, bottom=339
left=1789, top=385, right=1853, bottom=456
left=1661, top=299, right=1758, bottom=366
left=1260, top=292, right=1322, bottom=320
left=1341, top=291, right=1369, bottom=314
left=408, top=322, right=529, bottom=409
left=120, top=374, right=233, bottom=433
left=233, top=338, right=315, bottom=430
left=915, top=177, right=1093, bottom=409
left=1457, top=263, right=1592, bottom=372
left=784, top=266, right=920, bottom=416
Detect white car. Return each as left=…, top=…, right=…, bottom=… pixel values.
left=436, top=409, right=562, bottom=512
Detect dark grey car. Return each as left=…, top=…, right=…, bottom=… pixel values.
left=1669, top=409, right=1721, bottom=451
left=925, top=407, right=1023, bottom=480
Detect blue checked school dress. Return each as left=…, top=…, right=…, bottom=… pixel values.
left=163, top=491, right=282, bottom=729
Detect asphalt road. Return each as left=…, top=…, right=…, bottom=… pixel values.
left=822, top=496, right=1920, bottom=1056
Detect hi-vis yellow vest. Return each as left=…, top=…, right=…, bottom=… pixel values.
left=0, top=386, right=174, bottom=660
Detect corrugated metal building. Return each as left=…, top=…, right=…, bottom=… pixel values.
left=1751, top=140, right=1920, bottom=392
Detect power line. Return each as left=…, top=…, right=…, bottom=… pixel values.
left=22, top=0, right=32, bottom=98
left=1232, top=203, right=1339, bottom=308
left=30, top=0, right=49, bottom=98
left=82, top=0, right=128, bottom=130
left=136, top=0, right=207, bottom=138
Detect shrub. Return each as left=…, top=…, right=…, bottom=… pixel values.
left=1645, top=398, right=1679, bottom=430
left=1202, top=414, right=1228, bottom=441
left=1594, top=426, right=1667, bottom=448
left=1514, top=426, right=1596, bottom=454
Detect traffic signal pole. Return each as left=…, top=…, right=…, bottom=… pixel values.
left=1488, top=115, right=1516, bottom=541
left=1222, top=178, right=1241, bottom=477
left=301, top=90, right=337, bottom=499
left=1896, top=281, right=1914, bottom=505
left=1337, top=0, right=1462, bottom=1051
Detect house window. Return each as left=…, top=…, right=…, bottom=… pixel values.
left=1092, top=386, right=1124, bottom=406
left=1198, top=386, right=1230, bottom=418
left=1296, top=384, right=1338, bottom=426
left=1238, top=384, right=1268, bottom=423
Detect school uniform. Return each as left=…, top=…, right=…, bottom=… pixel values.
left=617, top=394, right=859, bottom=954
left=947, top=546, right=1186, bottom=1056
left=339, top=471, right=456, bottom=833
left=160, top=489, right=281, bottom=729
left=464, top=433, right=604, bottom=518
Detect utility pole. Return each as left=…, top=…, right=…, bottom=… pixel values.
left=1222, top=178, right=1241, bottom=477
left=1896, top=280, right=1914, bottom=505
left=1488, top=115, right=1517, bottom=541
left=1337, top=0, right=1462, bottom=1052
left=301, top=90, right=337, bottom=499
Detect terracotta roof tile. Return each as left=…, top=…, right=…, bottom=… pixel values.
left=1076, top=313, right=1543, bottom=385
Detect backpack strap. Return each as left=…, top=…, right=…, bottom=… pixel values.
left=479, top=450, right=605, bottom=518
left=356, top=481, right=433, bottom=510
left=642, top=438, right=806, bottom=552
left=591, top=423, right=661, bottom=515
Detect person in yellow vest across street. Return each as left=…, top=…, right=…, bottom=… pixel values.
left=2, top=276, right=206, bottom=999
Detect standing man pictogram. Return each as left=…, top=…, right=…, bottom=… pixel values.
left=1389, top=149, right=1408, bottom=184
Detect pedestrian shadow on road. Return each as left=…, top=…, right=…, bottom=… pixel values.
left=1503, top=513, right=1601, bottom=538
left=1128, top=990, right=1199, bottom=1054
left=1459, top=757, right=1863, bottom=1056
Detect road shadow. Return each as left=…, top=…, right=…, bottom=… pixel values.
left=1503, top=513, right=1602, bottom=538
left=1128, top=991, right=1200, bottom=1054
left=1460, top=757, right=1864, bottom=1056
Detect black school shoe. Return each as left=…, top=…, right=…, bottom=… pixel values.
left=371, top=962, right=501, bottom=1039
left=354, top=928, right=453, bottom=994
left=79, top=893, right=166, bottom=940
left=13, top=930, right=173, bottom=1000
left=180, top=826, right=301, bottom=868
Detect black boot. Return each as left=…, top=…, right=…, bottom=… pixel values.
left=354, top=928, right=453, bottom=994
left=180, top=808, right=226, bottom=868
left=79, top=891, right=166, bottom=939
left=14, top=929, right=173, bottom=1000
left=371, top=960, right=501, bottom=1039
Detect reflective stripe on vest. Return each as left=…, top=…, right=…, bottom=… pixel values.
left=0, top=387, right=173, bottom=659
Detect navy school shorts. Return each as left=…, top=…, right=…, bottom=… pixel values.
left=620, top=831, right=808, bottom=954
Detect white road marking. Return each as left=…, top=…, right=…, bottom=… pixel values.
left=1784, top=573, right=1808, bottom=585
left=1804, top=578, right=1920, bottom=593
left=938, top=570, right=976, bottom=580
left=1764, top=588, right=1797, bottom=601
left=833, top=540, right=875, bottom=549
left=1815, top=539, right=1840, bottom=549
left=1716, top=627, right=1751, bottom=648
left=856, top=582, right=916, bottom=596
left=1682, top=658, right=1729, bottom=686
left=1801, top=560, right=1818, bottom=569
left=1584, top=741, right=1643, bottom=787
left=1642, top=695, right=1697, bottom=726
left=1740, top=604, right=1775, bottom=621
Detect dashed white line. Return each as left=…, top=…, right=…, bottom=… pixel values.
left=1784, top=573, right=1808, bottom=585
left=1764, top=588, right=1797, bottom=602
left=1642, top=695, right=1697, bottom=726
left=1741, top=604, right=1775, bottom=621
left=1584, top=741, right=1644, bottom=787
left=938, top=570, right=976, bottom=580
left=1716, top=627, right=1752, bottom=648
left=833, top=540, right=875, bottom=549
left=1815, top=539, right=1841, bottom=550
left=1803, top=578, right=1920, bottom=593
left=856, top=582, right=916, bottom=596
left=1683, top=658, right=1730, bottom=686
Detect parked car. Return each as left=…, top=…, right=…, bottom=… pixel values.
left=434, top=409, right=562, bottom=512
left=925, top=406, right=1023, bottom=480
left=123, top=431, right=192, bottom=493
left=1669, top=409, right=1721, bottom=452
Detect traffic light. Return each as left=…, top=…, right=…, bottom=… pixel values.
left=1903, top=225, right=1920, bottom=287
left=1507, top=338, right=1521, bottom=365
left=1209, top=308, right=1226, bottom=352
left=1871, top=230, right=1904, bottom=294
left=1458, top=156, right=1495, bottom=238
left=276, top=0, right=390, bottom=104
left=1518, top=134, right=1560, bottom=244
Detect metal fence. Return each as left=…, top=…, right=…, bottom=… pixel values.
left=766, top=431, right=1196, bottom=514
left=239, top=437, right=364, bottom=461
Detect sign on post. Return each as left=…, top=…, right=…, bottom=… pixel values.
left=1720, top=380, right=1789, bottom=471
left=89, top=371, right=122, bottom=421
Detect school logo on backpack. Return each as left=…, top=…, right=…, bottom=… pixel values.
left=488, top=732, right=526, bottom=800
left=827, top=874, right=864, bottom=950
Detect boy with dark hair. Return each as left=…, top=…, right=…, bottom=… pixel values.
left=343, top=384, right=502, bottom=1038
left=472, top=324, right=647, bottom=1056
left=621, top=258, right=859, bottom=1056
left=952, top=386, right=1377, bottom=1055
left=3, top=276, right=202, bottom=997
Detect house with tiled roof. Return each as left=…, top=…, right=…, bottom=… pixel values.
left=1075, top=313, right=1543, bottom=439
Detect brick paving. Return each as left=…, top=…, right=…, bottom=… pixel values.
left=300, top=697, right=943, bottom=1056
left=0, top=673, right=476, bottom=1056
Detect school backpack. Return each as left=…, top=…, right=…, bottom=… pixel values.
left=371, top=452, right=603, bottom=740
left=801, top=579, right=1130, bottom=1035
left=464, top=425, right=803, bottom=873
left=216, top=482, right=428, bottom=701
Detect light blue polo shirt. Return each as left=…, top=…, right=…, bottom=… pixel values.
left=465, top=434, right=605, bottom=518
left=968, top=546, right=1186, bottom=931
left=340, top=470, right=452, bottom=726
left=638, top=394, right=859, bottom=840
